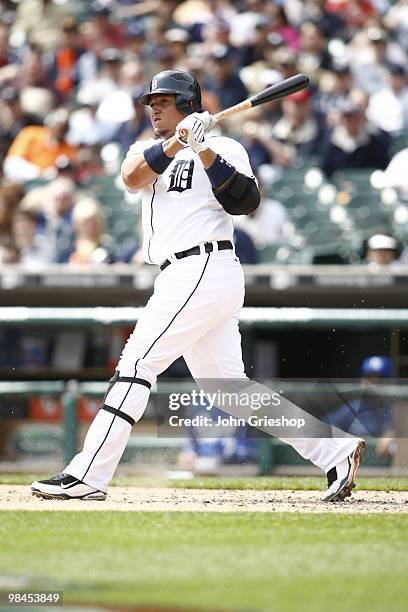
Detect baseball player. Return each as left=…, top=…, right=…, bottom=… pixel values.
left=31, top=70, right=365, bottom=503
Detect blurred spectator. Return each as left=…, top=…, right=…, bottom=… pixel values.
left=270, top=89, right=321, bottom=166
left=70, top=56, right=146, bottom=148
left=4, top=108, right=78, bottom=182
left=0, top=86, right=41, bottom=166
left=383, top=0, right=408, bottom=49
left=118, top=240, right=142, bottom=265
left=232, top=16, right=272, bottom=69
left=75, top=146, right=106, bottom=184
left=0, top=183, right=25, bottom=244
left=12, top=208, right=52, bottom=266
left=68, top=48, right=133, bottom=146
left=233, top=173, right=288, bottom=249
left=79, top=2, right=128, bottom=56
left=10, top=0, right=70, bottom=52
left=326, top=0, right=377, bottom=32
left=121, top=19, right=149, bottom=69
left=295, top=0, right=345, bottom=38
left=49, top=18, right=87, bottom=102
left=365, top=233, right=401, bottom=268
left=240, top=119, right=273, bottom=175
left=15, top=46, right=56, bottom=119
left=163, top=27, right=191, bottom=66
left=116, top=216, right=143, bottom=264
left=21, top=177, right=78, bottom=262
left=112, top=87, right=153, bottom=155
left=0, top=0, right=406, bottom=276
left=54, top=154, right=80, bottom=181
left=320, top=98, right=390, bottom=177
left=326, top=355, right=394, bottom=438
left=63, top=197, right=115, bottom=264
left=95, top=59, right=146, bottom=138
left=270, top=46, right=299, bottom=81
left=239, top=33, right=284, bottom=94
left=206, top=46, right=248, bottom=109
left=76, top=47, right=124, bottom=109
left=68, top=104, right=115, bottom=148
left=0, top=22, right=18, bottom=67
left=367, top=64, right=408, bottom=133
left=313, top=63, right=355, bottom=126
left=115, top=0, right=162, bottom=34
left=228, top=0, right=265, bottom=49
left=352, top=27, right=406, bottom=95
left=297, top=21, right=333, bottom=81
left=265, top=2, right=300, bottom=50
left=0, top=23, right=19, bottom=87
left=184, top=57, right=221, bottom=114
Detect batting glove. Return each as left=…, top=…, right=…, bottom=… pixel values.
left=176, top=115, right=209, bottom=153
left=195, top=111, right=217, bottom=133
left=178, top=111, right=216, bottom=134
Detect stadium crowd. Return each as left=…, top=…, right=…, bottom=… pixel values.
left=0, top=0, right=407, bottom=266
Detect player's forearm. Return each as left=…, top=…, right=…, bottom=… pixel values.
left=198, top=149, right=217, bottom=169
left=121, top=136, right=184, bottom=190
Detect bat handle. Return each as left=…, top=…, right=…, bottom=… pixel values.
left=178, top=117, right=220, bottom=143
left=178, top=128, right=188, bottom=141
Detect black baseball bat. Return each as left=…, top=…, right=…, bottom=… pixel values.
left=179, top=74, right=309, bottom=138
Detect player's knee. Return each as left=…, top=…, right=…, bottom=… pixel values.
left=104, top=378, right=151, bottom=423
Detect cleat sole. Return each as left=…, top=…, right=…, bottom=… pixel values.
left=31, top=488, right=106, bottom=501
left=325, top=440, right=366, bottom=503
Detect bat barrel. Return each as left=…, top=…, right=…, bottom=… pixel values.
left=250, top=73, right=309, bottom=108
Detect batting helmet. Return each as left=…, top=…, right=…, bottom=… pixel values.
left=139, top=70, right=202, bottom=115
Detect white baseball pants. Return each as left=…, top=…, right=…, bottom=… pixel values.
left=65, top=248, right=357, bottom=493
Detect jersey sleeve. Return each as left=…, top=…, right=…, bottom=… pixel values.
left=122, top=138, right=159, bottom=194
left=206, top=136, right=255, bottom=179
left=125, top=138, right=161, bottom=159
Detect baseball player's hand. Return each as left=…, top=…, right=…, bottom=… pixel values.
left=178, top=112, right=216, bottom=134
left=176, top=115, right=209, bottom=153
left=196, top=111, right=217, bottom=133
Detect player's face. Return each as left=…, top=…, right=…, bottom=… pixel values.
left=149, top=94, right=186, bottom=138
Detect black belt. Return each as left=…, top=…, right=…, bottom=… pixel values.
left=160, top=240, right=233, bottom=271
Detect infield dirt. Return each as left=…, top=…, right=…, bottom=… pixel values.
left=1, top=485, right=408, bottom=513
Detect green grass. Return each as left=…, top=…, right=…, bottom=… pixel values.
left=2, top=473, right=408, bottom=491
left=1, top=511, right=407, bottom=611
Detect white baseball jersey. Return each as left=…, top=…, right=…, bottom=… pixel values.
left=124, top=135, right=255, bottom=265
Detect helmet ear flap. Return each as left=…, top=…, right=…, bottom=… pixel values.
left=175, top=93, right=192, bottom=115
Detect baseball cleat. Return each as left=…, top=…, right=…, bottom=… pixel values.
left=322, top=439, right=366, bottom=502
left=31, top=473, right=107, bottom=501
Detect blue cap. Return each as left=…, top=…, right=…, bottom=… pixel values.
left=361, top=356, right=393, bottom=377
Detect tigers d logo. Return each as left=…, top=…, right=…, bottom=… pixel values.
left=151, top=77, right=158, bottom=90
left=167, top=160, right=194, bottom=193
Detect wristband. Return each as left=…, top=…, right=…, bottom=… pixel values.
left=143, top=142, right=173, bottom=174
left=205, top=154, right=236, bottom=189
